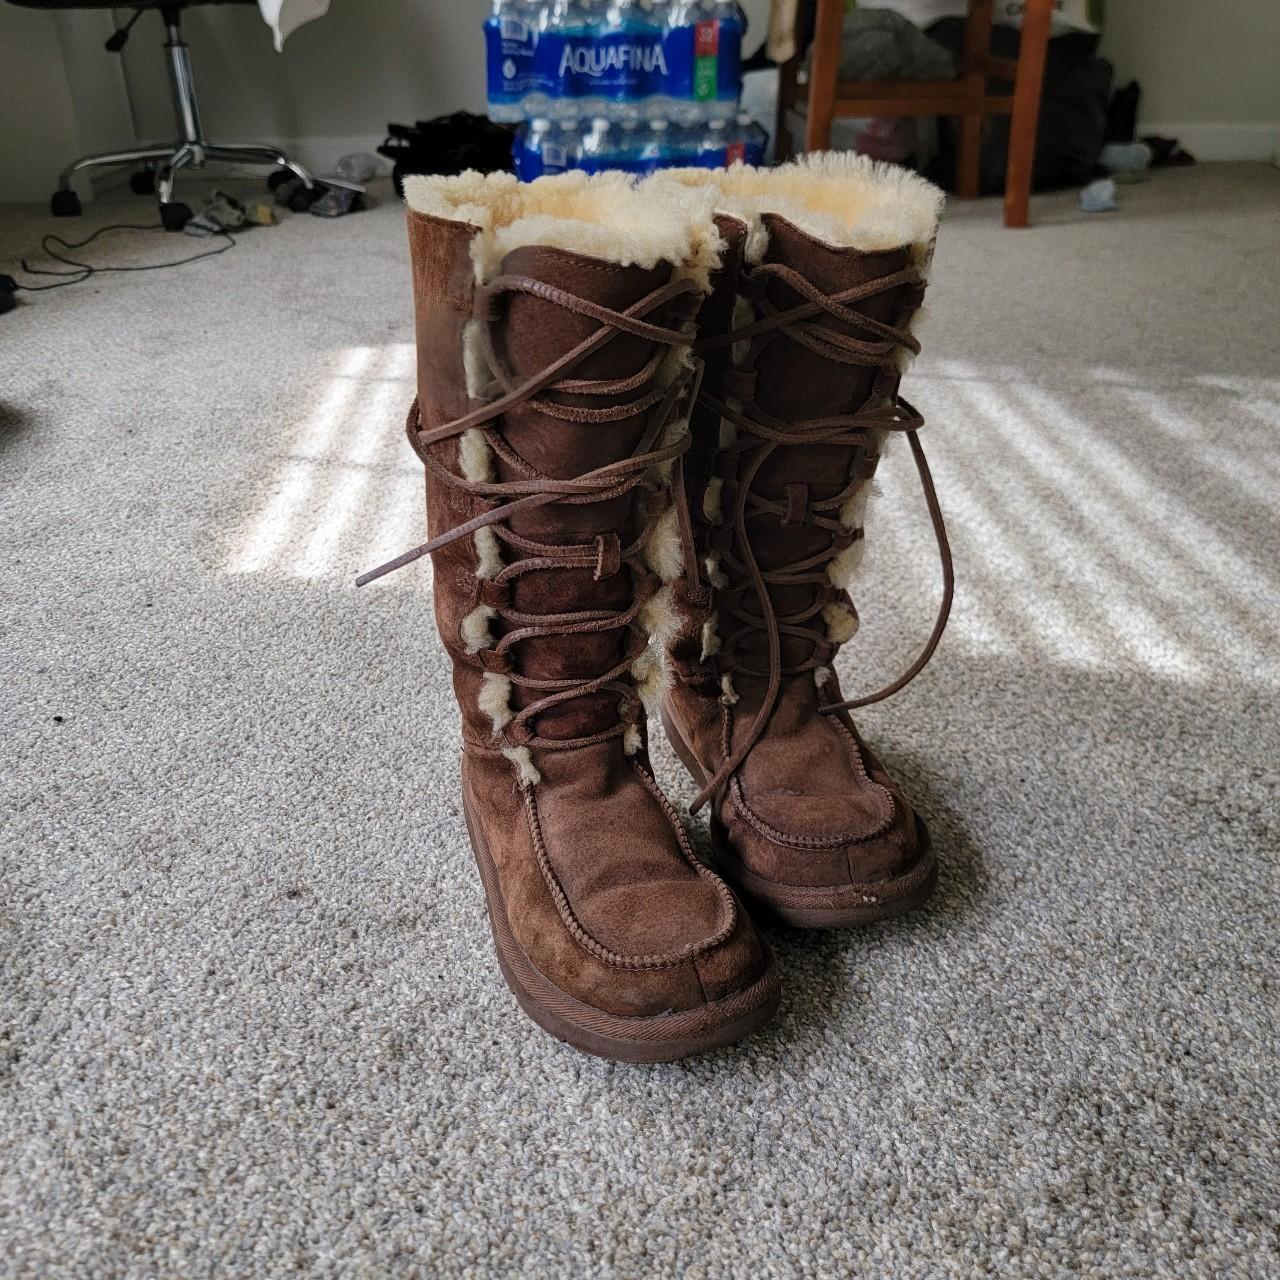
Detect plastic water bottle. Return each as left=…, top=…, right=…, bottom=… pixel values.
left=735, top=110, right=767, bottom=166
left=553, top=0, right=672, bottom=123
left=489, top=0, right=741, bottom=127
left=547, top=116, right=583, bottom=172
left=660, top=0, right=709, bottom=126
left=693, top=117, right=728, bottom=167
left=514, top=116, right=552, bottom=180
left=485, top=0, right=541, bottom=124
left=539, top=0, right=603, bottom=121
left=708, top=1, right=745, bottom=122
left=644, top=118, right=673, bottom=171
left=617, top=0, right=669, bottom=126
left=516, top=114, right=579, bottom=177
left=661, top=122, right=695, bottom=167
left=659, top=1, right=744, bottom=125
left=577, top=117, right=614, bottom=172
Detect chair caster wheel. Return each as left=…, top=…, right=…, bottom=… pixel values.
left=130, top=169, right=156, bottom=195
left=50, top=189, right=82, bottom=217
left=160, top=201, right=193, bottom=231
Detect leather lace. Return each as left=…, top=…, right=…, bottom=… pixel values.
left=358, top=273, right=704, bottom=754
left=687, top=262, right=954, bottom=813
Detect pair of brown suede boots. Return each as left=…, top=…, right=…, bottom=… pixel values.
left=362, top=156, right=951, bottom=1062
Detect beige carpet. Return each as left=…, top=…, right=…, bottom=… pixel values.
left=2, top=164, right=1278, bottom=1278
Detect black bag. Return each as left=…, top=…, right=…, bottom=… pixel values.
left=925, top=21, right=1112, bottom=194
left=379, top=112, right=515, bottom=198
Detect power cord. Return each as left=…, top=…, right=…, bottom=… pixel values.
left=3, top=221, right=236, bottom=295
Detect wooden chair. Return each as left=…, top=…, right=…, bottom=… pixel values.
left=775, top=0, right=1055, bottom=227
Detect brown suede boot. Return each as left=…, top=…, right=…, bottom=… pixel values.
left=360, top=171, right=779, bottom=1061
left=648, top=158, right=953, bottom=929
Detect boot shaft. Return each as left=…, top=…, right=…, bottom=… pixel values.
left=649, top=159, right=941, bottom=696
left=400, top=171, right=722, bottom=773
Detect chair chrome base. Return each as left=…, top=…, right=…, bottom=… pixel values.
left=53, top=12, right=315, bottom=219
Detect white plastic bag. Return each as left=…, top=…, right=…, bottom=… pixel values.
left=257, top=0, right=331, bottom=53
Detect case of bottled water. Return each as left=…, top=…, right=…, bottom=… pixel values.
left=494, top=0, right=768, bottom=178
left=514, top=110, right=765, bottom=178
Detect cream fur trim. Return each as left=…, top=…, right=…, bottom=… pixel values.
left=702, top=476, right=724, bottom=524
left=461, top=318, right=492, bottom=400
left=459, top=431, right=503, bottom=582
left=720, top=673, right=739, bottom=706
left=459, top=427, right=494, bottom=484
left=631, top=645, right=671, bottom=714
left=821, top=602, right=859, bottom=645
left=473, top=526, right=502, bottom=580
left=644, top=155, right=943, bottom=269
left=461, top=604, right=497, bottom=654
left=642, top=505, right=684, bottom=583
left=638, top=583, right=680, bottom=647
left=502, top=745, right=541, bottom=788
left=403, top=169, right=722, bottom=290
left=813, top=665, right=833, bottom=690
left=700, top=618, right=722, bottom=662
left=478, top=672, right=514, bottom=736
left=828, top=538, right=867, bottom=588
left=623, top=724, right=644, bottom=757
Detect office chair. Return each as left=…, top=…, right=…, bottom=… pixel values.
left=11, top=0, right=316, bottom=229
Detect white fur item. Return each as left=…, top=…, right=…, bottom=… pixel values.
left=702, top=476, right=724, bottom=524
left=643, top=153, right=943, bottom=268
left=821, top=602, right=859, bottom=645
left=502, top=745, right=541, bottom=789
left=700, top=618, right=722, bottom=662
left=478, top=672, right=515, bottom=735
left=642, top=505, right=684, bottom=583
left=638, top=584, right=681, bottom=648
left=403, top=169, right=722, bottom=290
left=460, top=604, right=497, bottom=655
left=631, top=645, right=671, bottom=715
left=720, top=673, right=739, bottom=706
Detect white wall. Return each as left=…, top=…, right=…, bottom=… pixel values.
left=0, top=5, right=141, bottom=204
left=1099, top=0, right=1280, bottom=160
left=119, top=0, right=489, bottom=174
left=2, top=0, right=1278, bottom=205
left=0, top=6, right=85, bottom=203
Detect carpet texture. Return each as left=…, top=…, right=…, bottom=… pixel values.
left=2, top=165, right=1278, bottom=1278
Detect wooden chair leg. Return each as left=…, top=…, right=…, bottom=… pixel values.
left=1004, top=0, right=1053, bottom=227
left=803, top=0, right=843, bottom=154
left=776, top=55, right=798, bottom=162
left=956, top=0, right=993, bottom=199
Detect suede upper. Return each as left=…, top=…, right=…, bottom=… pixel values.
left=663, top=204, right=934, bottom=902
left=401, top=194, right=772, bottom=1026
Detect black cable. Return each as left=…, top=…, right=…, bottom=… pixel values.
left=12, top=222, right=236, bottom=293
left=105, top=7, right=146, bottom=52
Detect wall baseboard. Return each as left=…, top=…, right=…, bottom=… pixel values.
left=1138, top=121, right=1280, bottom=163
left=206, top=135, right=393, bottom=181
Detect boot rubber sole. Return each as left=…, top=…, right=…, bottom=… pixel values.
left=461, top=783, right=781, bottom=1064
left=660, top=704, right=938, bottom=930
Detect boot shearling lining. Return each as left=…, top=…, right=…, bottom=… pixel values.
left=645, top=154, right=943, bottom=268
left=403, top=170, right=722, bottom=291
